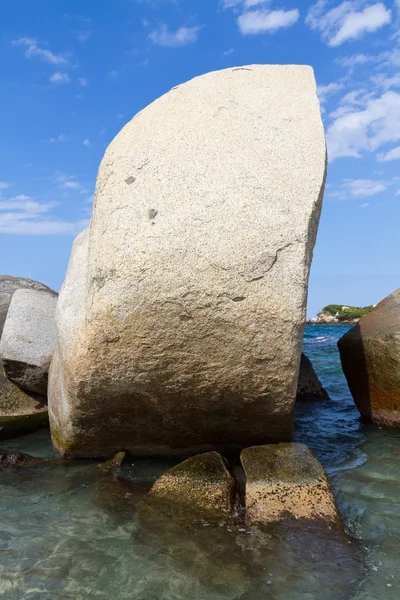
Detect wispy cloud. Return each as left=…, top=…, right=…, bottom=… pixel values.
left=12, top=37, right=68, bottom=65
left=377, top=146, right=400, bottom=161
left=75, top=30, right=92, bottom=43
left=149, top=24, right=201, bottom=47
left=0, top=182, right=10, bottom=190
left=0, top=193, right=88, bottom=235
left=54, top=173, right=86, bottom=194
left=44, top=134, right=66, bottom=144
left=82, top=139, right=91, bottom=147
left=317, top=82, right=345, bottom=105
left=326, top=90, right=400, bottom=160
left=238, top=9, right=299, bottom=34
left=49, top=71, right=71, bottom=84
left=306, top=1, right=391, bottom=47
left=78, top=77, right=88, bottom=87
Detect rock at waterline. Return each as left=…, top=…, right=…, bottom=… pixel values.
left=296, top=353, right=329, bottom=402
left=0, top=288, right=58, bottom=395
left=241, top=443, right=341, bottom=526
left=0, top=364, right=48, bottom=440
left=338, top=288, right=400, bottom=428
left=49, top=64, right=327, bottom=457
left=0, top=274, right=57, bottom=338
left=0, top=451, right=48, bottom=470
left=137, top=451, right=235, bottom=524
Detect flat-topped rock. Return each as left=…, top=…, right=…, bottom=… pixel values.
left=49, top=64, right=326, bottom=457
left=241, top=443, right=341, bottom=526
left=0, top=364, right=48, bottom=440
left=0, top=288, right=58, bottom=395
left=137, top=452, right=234, bottom=524
left=338, top=288, right=400, bottom=427
left=0, top=275, right=56, bottom=337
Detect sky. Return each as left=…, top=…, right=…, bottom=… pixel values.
left=1, top=0, right=400, bottom=318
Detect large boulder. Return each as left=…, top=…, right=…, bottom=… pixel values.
left=296, top=353, right=329, bottom=402
left=338, top=289, right=400, bottom=427
left=0, top=275, right=56, bottom=337
left=49, top=65, right=326, bottom=457
left=0, top=364, right=48, bottom=439
left=0, top=288, right=58, bottom=395
left=241, top=444, right=341, bottom=526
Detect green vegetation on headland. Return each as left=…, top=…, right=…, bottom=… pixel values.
left=321, top=304, right=374, bottom=321
left=309, top=304, right=375, bottom=324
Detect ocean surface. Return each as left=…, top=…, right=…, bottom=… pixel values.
left=1, top=324, right=400, bottom=599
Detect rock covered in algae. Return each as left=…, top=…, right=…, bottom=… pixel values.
left=137, top=451, right=234, bottom=523
left=0, top=364, right=48, bottom=440
left=49, top=64, right=326, bottom=458
left=296, top=353, right=329, bottom=402
left=338, top=288, right=400, bottom=428
left=241, top=443, right=341, bottom=526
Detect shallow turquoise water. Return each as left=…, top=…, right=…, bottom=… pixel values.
left=0, top=324, right=399, bottom=599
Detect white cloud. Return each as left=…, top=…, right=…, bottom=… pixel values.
left=306, top=1, right=391, bottom=47
left=221, top=0, right=271, bottom=6
left=344, top=179, right=387, bottom=196
left=45, top=134, right=66, bottom=144
left=317, top=82, right=345, bottom=104
left=50, top=71, right=71, bottom=84
left=326, top=90, right=400, bottom=160
left=370, top=73, right=400, bottom=90
left=83, top=138, right=91, bottom=147
left=238, top=8, right=300, bottom=33
left=377, top=146, right=400, bottom=161
left=360, top=202, right=370, bottom=207
left=149, top=24, right=201, bottom=47
left=222, top=48, right=235, bottom=56
left=64, top=180, right=83, bottom=191
left=78, top=77, right=88, bottom=86
left=12, top=37, right=68, bottom=65
left=336, top=52, right=371, bottom=68
left=0, top=182, right=10, bottom=190
left=0, top=194, right=88, bottom=235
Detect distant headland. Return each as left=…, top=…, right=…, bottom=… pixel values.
left=308, top=304, right=375, bottom=325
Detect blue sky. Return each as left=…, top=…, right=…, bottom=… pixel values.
left=1, top=0, right=400, bottom=317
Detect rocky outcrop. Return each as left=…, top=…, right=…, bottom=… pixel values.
left=0, top=275, right=56, bottom=337
left=0, top=451, right=48, bottom=470
left=0, top=364, right=48, bottom=439
left=338, top=289, right=400, bottom=427
left=137, top=452, right=234, bottom=524
left=49, top=64, right=326, bottom=457
left=241, top=444, right=341, bottom=526
left=0, top=289, right=57, bottom=395
left=297, top=353, right=329, bottom=402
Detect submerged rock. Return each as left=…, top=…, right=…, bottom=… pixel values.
left=0, top=288, right=58, bottom=395
left=137, top=451, right=234, bottom=524
left=49, top=64, right=326, bottom=458
left=0, top=364, right=48, bottom=440
left=0, top=451, right=47, bottom=470
left=241, top=443, right=341, bottom=526
left=296, top=353, right=329, bottom=402
left=338, top=288, right=400, bottom=428
left=0, top=274, right=56, bottom=337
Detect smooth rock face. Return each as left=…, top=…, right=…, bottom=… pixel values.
left=137, top=452, right=235, bottom=523
left=0, top=275, right=56, bottom=337
left=296, top=353, right=329, bottom=402
left=338, top=289, right=400, bottom=427
left=241, top=444, right=341, bottom=526
left=0, top=364, right=48, bottom=440
left=0, top=289, right=58, bottom=395
left=49, top=65, right=326, bottom=457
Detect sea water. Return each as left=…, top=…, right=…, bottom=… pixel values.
left=0, top=324, right=399, bottom=599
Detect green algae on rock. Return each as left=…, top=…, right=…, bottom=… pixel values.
left=241, top=443, right=341, bottom=526
left=137, top=451, right=235, bottom=524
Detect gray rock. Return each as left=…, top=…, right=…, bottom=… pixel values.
left=0, top=289, right=58, bottom=395
left=0, top=275, right=56, bottom=338
left=297, top=353, right=329, bottom=402
left=49, top=65, right=327, bottom=457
